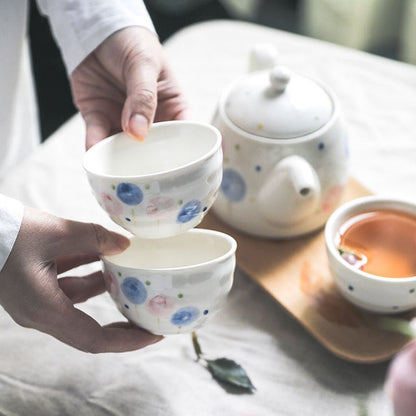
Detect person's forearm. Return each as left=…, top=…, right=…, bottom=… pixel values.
left=35, top=0, right=156, bottom=75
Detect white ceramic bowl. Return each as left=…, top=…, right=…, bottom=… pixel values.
left=325, top=196, right=416, bottom=313
left=101, top=229, right=237, bottom=335
left=83, top=121, right=222, bottom=238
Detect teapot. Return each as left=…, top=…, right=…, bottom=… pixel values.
left=212, top=44, right=349, bottom=238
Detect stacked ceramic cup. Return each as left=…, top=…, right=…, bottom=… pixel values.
left=83, top=121, right=237, bottom=335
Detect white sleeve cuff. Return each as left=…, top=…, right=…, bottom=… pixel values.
left=35, top=0, right=156, bottom=75
left=0, top=194, right=24, bottom=272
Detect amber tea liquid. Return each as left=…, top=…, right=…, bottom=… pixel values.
left=337, top=209, right=416, bottom=278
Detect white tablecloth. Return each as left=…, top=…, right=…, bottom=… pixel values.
left=1, top=20, right=416, bottom=415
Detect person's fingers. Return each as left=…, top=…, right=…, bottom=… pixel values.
left=122, top=80, right=157, bottom=141
left=56, top=253, right=100, bottom=274
left=84, top=111, right=113, bottom=149
left=173, top=107, right=191, bottom=120
left=154, top=67, right=190, bottom=122
left=58, top=271, right=105, bottom=303
left=105, top=321, right=142, bottom=330
left=82, top=97, right=124, bottom=149
left=38, top=300, right=162, bottom=353
left=52, top=219, right=130, bottom=258
left=154, top=96, right=191, bottom=122
left=71, top=54, right=124, bottom=149
left=121, top=38, right=161, bottom=140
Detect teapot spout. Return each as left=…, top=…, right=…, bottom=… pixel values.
left=256, top=155, right=321, bottom=226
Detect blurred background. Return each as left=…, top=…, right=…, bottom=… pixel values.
left=29, top=0, right=416, bottom=142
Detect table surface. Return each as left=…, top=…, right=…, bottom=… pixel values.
left=2, top=19, right=416, bottom=416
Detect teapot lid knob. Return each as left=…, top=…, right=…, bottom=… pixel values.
left=249, top=43, right=279, bottom=72
left=269, top=65, right=291, bottom=93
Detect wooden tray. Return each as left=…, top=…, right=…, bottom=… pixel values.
left=200, top=178, right=413, bottom=363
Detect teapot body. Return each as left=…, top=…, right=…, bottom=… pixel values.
left=212, top=83, right=349, bottom=238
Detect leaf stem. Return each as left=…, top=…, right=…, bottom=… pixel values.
left=191, top=331, right=256, bottom=393
left=192, top=331, right=203, bottom=361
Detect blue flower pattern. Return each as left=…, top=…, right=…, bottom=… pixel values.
left=177, top=200, right=201, bottom=223
left=121, top=277, right=147, bottom=304
left=221, top=168, right=246, bottom=202
left=117, top=183, right=143, bottom=205
left=171, top=306, right=200, bottom=326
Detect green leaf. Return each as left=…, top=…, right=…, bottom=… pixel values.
left=206, top=358, right=256, bottom=392
left=377, top=317, right=415, bottom=338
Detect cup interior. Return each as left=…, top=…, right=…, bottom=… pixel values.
left=83, top=121, right=221, bottom=178
left=103, top=229, right=237, bottom=270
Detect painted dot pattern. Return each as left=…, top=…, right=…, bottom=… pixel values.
left=108, top=266, right=231, bottom=332
left=221, top=168, right=246, bottom=202
left=121, top=277, right=147, bottom=304
left=116, top=183, right=143, bottom=205
left=170, top=306, right=200, bottom=326
left=177, top=200, right=201, bottom=223
left=100, top=163, right=218, bottom=234
left=346, top=284, right=416, bottom=311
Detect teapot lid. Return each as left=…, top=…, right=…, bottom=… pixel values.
left=224, top=65, right=334, bottom=139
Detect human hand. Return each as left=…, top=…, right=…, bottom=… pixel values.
left=385, top=341, right=416, bottom=416
left=71, top=26, right=189, bottom=149
left=0, top=207, right=162, bottom=353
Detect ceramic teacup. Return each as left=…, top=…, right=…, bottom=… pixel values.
left=83, top=121, right=223, bottom=238
left=325, top=196, right=416, bottom=313
left=101, top=229, right=237, bottom=335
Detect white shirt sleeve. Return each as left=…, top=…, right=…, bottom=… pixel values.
left=0, top=194, right=24, bottom=273
left=35, top=0, right=156, bottom=75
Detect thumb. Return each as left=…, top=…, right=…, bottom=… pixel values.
left=121, top=51, right=160, bottom=141
left=54, top=219, right=130, bottom=257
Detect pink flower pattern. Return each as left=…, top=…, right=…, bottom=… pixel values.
left=146, top=196, right=176, bottom=219
left=101, top=192, right=123, bottom=215
left=147, top=295, right=175, bottom=316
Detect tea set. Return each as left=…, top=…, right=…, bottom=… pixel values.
left=83, top=44, right=416, bottom=334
